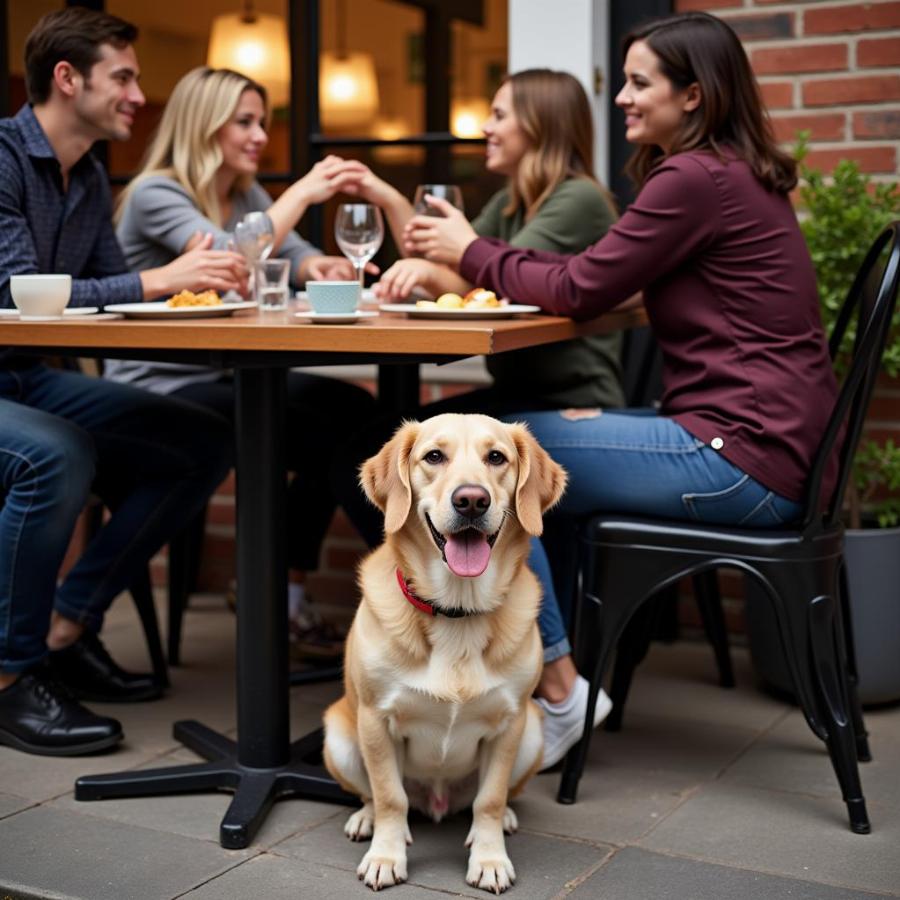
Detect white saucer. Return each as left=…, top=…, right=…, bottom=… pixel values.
left=292, top=310, right=379, bottom=324
left=0, top=306, right=99, bottom=320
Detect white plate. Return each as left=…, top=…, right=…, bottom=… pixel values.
left=292, top=310, right=379, bottom=325
left=296, top=288, right=376, bottom=304
left=0, top=306, right=99, bottom=320
left=379, top=303, right=541, bottom=320
left=104, top=301, right=258, bottom=319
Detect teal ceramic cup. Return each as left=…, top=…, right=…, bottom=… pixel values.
left=306, top=280, right=360, bottom=314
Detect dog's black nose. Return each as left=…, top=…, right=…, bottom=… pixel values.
left=451, top=484, right=491, bottom=518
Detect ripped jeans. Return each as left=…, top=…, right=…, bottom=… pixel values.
left=503, top=410, right=803, bottom=663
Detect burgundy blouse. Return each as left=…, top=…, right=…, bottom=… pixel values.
left=461, top=151, right=837, bottom=502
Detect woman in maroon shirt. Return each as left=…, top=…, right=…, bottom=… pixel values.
left=404, top=12, right=836, bottom=759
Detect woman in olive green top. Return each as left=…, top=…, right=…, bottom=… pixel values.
left=344, top=68, right=623, bottom=411
left=332, top=69, right=623, bottom=770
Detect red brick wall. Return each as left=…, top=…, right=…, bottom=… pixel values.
left=676, top=0, right=900, bottom=182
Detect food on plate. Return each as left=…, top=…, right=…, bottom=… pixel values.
left=463, top=288, right=500, bottom=308
left=413, top=289, right=502, bottom=310
left=165, top=289, right=222, bottom=308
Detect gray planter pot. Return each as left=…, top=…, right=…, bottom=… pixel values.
left=746, top=525, right=900, bottom=706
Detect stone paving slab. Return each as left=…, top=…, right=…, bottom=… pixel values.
left=0, top=743, right=164, bottom=804
left=638, top=782, right=900, bottom=896
left=0, top=806, right=252, bottom=900
left=625, top=643, right=789, bottom=733
left=0, top=791, right=33, bottom=821
left=183, top=852, right=468, bottom=900
left=274, top=809, right=611, bottom=899
left=570, top=846, right=891, bottom=899
left=513, top=767, right=694, bottom=845
left=51, top=750, right=345, bottom=848
left=721, top=706, right=900, bottom=813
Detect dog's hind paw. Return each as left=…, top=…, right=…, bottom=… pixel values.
left=345, top=804, right=374, bottom=841
left=357, top=848, right=408, bottom=890
left=466, top=853, right=516, bottom=894
left=502, top=806, right=518, bottom=834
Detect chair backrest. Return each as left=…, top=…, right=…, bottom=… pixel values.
left=621, top=325, right=664, bottom=408
left=800, top=221, right=900, bottom=531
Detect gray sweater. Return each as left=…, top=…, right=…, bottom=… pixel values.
left=105, top=176, right=319, bottom=394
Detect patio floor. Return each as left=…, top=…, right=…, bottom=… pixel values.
left=1, top=592, right=898, bottom=900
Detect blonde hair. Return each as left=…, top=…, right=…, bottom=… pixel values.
left=502, top=69, right=607, bottom=220
left=116, top=66, right=269, bottom=226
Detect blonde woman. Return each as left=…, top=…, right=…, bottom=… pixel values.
left=334, top=70, right=623, bottom=767
left=107, top=67, right=376, bottom=655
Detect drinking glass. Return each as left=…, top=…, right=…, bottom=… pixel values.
left=233, top=212, right=274, bottom=298
left=234, top=211, right=275, bottom=265
left=413, top=184, right=464, bottom=217
left=254, top=258, right=290, bottom=311
left=334, top=203, right=384, bottom=290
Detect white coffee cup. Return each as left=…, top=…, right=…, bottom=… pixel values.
left=10, top=274, right=72, bottom=319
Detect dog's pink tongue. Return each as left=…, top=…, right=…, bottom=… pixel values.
left=445, top=530, right=491, bottom=577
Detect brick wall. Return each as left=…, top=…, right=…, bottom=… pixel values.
left=676, top=0, right=900, bottom=182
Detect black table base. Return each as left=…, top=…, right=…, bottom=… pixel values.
left=75, top=722, right=355, bottom=849
left=74, top=368, right=363, bottom=849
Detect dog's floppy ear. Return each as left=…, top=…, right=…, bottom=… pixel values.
left=360, top=420, right=421, bottom=534
left=509, top=423, right=567, bottom=536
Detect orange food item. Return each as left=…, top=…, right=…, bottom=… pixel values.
left=165, top=290, right=222, bottom=308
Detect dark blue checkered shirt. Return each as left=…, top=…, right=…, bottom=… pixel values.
left=0, top=104, right=143, bottom=309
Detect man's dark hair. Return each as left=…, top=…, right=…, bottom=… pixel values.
left=24, top=7, right=138, bottom=104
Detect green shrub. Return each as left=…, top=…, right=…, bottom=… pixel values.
left=796, top=136, right=900, bottom=527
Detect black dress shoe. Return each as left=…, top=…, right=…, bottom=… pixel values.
left=48, top=631, right=163, bottom=703
left=0, top=669, right=122, bottom=756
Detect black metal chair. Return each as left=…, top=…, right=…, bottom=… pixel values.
left=559, top=221, right=900, bottom=835
left=605, top=327, right=735, bottom=733
left=83, top=501, right=202, bottom=688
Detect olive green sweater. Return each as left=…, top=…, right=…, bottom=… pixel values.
left=471, top=178, right=624, bottom=408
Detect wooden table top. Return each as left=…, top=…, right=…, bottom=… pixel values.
left=0, top=305, right=646, bottom=357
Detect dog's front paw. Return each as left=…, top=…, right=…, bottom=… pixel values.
left=345, top=804, right=374, bottom=841
left=502, top=806, right=518, bottom=835
left=466, top=850, right=516, bottom=894
left=357, top=846, right=408, bottom=891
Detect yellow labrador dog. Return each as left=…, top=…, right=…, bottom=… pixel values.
left=324, top=413, right=566, bottom=894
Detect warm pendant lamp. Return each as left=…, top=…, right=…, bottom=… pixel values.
left=320, top=0, right=379, bottom=129
left=208, top=1, right=290, bottom=108
left=451, top=97, right=490, bottom=139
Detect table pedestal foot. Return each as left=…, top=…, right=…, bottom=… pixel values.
left=74, top=720, right=356, bottom=849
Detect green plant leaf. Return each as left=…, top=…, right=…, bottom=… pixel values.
left=795, top=145, right=900, bottom=527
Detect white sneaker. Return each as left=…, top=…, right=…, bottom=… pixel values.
left=535, top=675, right=612, bottom=771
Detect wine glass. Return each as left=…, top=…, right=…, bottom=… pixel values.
left=334, top=203, right=384, bottom=291
left=413, top=184, right=464, bottom=217
left=233, top=211, right=275, bottom=262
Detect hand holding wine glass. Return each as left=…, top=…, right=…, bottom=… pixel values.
left=335, top=203, right=384, bottom=291
left=413, top=184, right=464, bottom=217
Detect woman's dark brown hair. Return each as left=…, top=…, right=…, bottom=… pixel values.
left=623, top=11, right=796, bottom=193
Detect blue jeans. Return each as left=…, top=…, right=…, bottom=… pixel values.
left=505, top=411, right=803, bottom=662
left=0, top=364, right=232, bottom=672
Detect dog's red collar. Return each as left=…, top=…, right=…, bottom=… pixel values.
left=395, top=569, right=478, bottom=618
